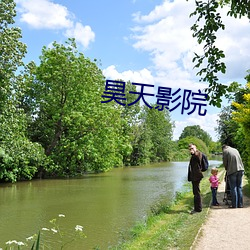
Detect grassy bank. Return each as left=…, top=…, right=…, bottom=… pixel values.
left=111, top=169, right=225, bottom=250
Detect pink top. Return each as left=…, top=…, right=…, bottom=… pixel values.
left=209, top=175, right=219, bottom=188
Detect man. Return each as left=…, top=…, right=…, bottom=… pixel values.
left=222, top=144, right=244, bottom=208
left=188, top=143, right=204, bottom=214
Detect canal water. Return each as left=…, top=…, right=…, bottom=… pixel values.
left=0, top=159, right=221, bottom=249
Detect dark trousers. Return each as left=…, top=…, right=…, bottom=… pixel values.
left=192, top=181, right=202, bottom=212
left=228, top=170, right=244, bottom=208
left=211, top=187, right=218, bottom=205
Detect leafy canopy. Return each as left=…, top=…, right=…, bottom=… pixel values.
left=179, top=125, right=212, bottom=145
left=189, top=0, right=250, bottom=107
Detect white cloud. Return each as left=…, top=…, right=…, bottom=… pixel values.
left=103, top=65, right=156, bottom=95
left=16, top=0, right=73, bottom=29
left=103, top=65, right=155, bottom=86
left=131, top=0, right=250, bottom=86
left=129, top=0, right=204, bottom=93
left=65, top=22, right=95, bottom=48
left=132, top=1, right=175, bottom=23
left=214, top=7, right=250, bottom=81
left=16, top=0, right=95, bottom=48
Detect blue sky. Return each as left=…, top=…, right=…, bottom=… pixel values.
left=14, top=0, right=250, bottom=141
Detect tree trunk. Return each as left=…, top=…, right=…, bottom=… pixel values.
left=45, top=119, right=63, bottom=156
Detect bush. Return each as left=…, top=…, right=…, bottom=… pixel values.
left=0, top=139, right=49, bottom=183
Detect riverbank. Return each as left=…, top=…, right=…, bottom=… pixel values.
left=112, top=169, right=226, bottom=249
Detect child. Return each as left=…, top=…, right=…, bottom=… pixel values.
left=209, top=168, right=220, bottom=206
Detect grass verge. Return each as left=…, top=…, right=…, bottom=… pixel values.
left=111, top=170, right=225, bottom=250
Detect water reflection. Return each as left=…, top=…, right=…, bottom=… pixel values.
left=0, top=160, right=221, bottom=249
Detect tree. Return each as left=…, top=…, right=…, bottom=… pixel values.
left=140, top=105, right=174, bottom=163
left=0, top=0, right=27, bottom=109
left=0, top=0, right=47, bottom=182
left=179, top=125, right=212, bottom=146
left=231, top=76, right=250, bottom=176
left=24, top=39, right=128, bottom=175
left=216, top=106, right=240, bottom=147
left=178, top=136, right=209, bottom=156
left=117, top=80, right=140, bottom=166
left=190, top=0, right=250, bottom=107
left=209, top=141, right=222, bottom=154
left=129, top=121, right=153, bottom=165
left=216, top=72, right=250, bottom=150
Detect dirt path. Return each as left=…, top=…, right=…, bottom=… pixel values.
left=192, top=174, right=250, bottom=250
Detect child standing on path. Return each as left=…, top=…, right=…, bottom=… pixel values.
left=209, top=168, right=220, bottom=206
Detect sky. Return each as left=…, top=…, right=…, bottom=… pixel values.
left=14, top=0, right=250, bottom=141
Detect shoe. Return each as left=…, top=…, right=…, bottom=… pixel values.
left=228, top=205, right=236, bottom=208
left=212, top=203, right=220, bottom=206
left=190, top=209, right=201, bottom=214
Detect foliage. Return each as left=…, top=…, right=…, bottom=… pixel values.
left=179, top=125, right=212, bottom=146
left=0, top=0, right=27, bottom=109
left=231, top=80, right=250, bottom=176
left=0, top=136, right=49, bottom=183
left=209, top=141, right=222, bottom=154
left=189, top=0, right=250, bottom=107
left=118, top=80, right=140, bottom=166
left=143, top=105, right=173, bottom=162
left=129, top=105, right=174, bottom=165
left=0, top=0, right=48, bottom=182
left=168, top=141, right=190, bottom=161
left=216, top=106, right=240, bottom=147
left=215, top=72, right=250, bottom=176
left=178, top=136, right=209, bottom=155
left=24, top=39, right=128, bottom=175
left=128, top=122, right=153, bottom=166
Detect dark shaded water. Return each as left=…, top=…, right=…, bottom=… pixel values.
left=0, top=159, right=221, bottom=249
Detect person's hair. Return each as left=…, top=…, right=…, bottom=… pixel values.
left=188, top=143, right=195, bottom=148
left=222, top=144, right=228, bottom=150
left=211, top=167, right=218, bottom=174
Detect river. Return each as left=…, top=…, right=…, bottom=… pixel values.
left=0, top=159, right=222, bottom=249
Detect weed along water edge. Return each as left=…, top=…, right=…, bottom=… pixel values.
left=0, top=160, right=221, bottom=249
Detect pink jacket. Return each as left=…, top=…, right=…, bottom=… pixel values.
left=209, top=175, right=219, bottom=188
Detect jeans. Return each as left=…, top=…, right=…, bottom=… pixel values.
left=228, top=170, right=244, bottom=208
left=192, top=181, right=202, bottom=212
left=211, top=187, right=218, bottom=205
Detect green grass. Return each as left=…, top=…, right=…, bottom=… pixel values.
left=243, top=177, right=250, bottom=197
left=111, top=171, right=225, bottom=250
